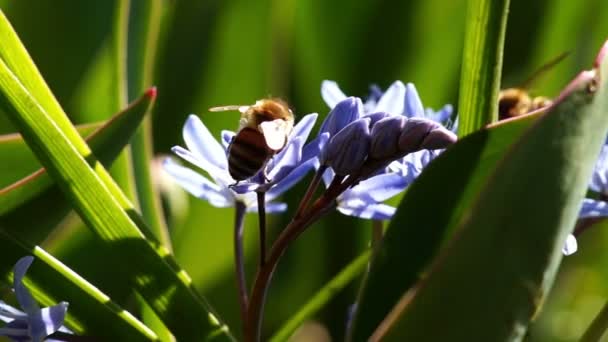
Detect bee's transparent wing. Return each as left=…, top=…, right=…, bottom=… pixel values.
left=260, top=119, right=289, bottom=151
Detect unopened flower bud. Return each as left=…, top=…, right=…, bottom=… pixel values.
left=364, top=112, right=391, bottom=126
left=398, top=118, right=442, bottom=154
left=420, top=126, right=457, bottom=150
left=319, top=97, right=363, bottom=136
left=369, top=116, right=407, bottom=160
left=322, top=118, right=371, bottom=176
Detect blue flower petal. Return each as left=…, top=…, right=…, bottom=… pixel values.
left=268, top=137, right=303, bottom=181
left=404, top=83, right=425, bottom=117
left=28, top=302, right=68, bottom=341
left=267, top=157, right=317, bottom=201
left=171, top=146, right=233, bottom=185
left=321, top=80, right=348, bottom=108
left=322, top=167, right=335, bottom=187
left=319, top=97, right=363, bottom=136
left=562, top=234, right=578, bottom=256
left=0, top=323, right=29, bottom=340
left=221, top=130, right=235, bottom=149
left=13, top=257, right=39, bottom=315
left=246, top=201, right=288, bottom=213
left=337, top=199, right=396, bottom=220
left=0, top=301, right=27, bottom=322
left=374, top=81, right=405, bottom=115
left=290, top=113, right=318, bottom=141
left=163, top=158, right=233, bottom=207
left=590, top=145, right=608, bottom=193
left=343, top=172, right=409, bottom=203
left=426, top=104, right=453, bottom=125
left=183, top=114, right=228, bottom=171
left=302, top=133, right=330, bottom=165
left=579, top=198, right=608, bottom=218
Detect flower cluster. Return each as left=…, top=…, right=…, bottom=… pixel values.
left=318, top=80, right=456, bottom=219
left=164, top=81, right=457, bottom=220
left=0, top=256, right=69, bottom=342
left=165, top=81, right=455, bottom=221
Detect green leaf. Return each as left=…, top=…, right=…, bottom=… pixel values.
left=374, top=41, right=608, bottom=341
left=348, top=99, right=540, bottom=341
left=0, top=10, right=233, bottom=341
left=0, top=232, right=159, bottom=341
left=0, top=123, right=99, bottom=188
left=457, top=0, right=510, bottom=136
left=0, top=91, right=154, bottom=218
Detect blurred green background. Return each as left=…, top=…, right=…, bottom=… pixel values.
left=1, top=0, right=607, bottom=340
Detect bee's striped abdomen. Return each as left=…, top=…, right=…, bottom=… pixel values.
left=228, top=127, right=272, bottom=181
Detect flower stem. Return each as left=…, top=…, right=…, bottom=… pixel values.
left=245, top=174, right=358, bottom=341
left=371, top=220, right=383, bottom=249
left=257, top=191, right=267, bottom=266
left=234, top=201, right=249, bottom=336
left=294, top=166, right=326, bottom=220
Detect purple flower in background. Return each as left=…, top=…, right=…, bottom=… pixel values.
left=0, top=256, right=69, bottom=342
left=318, top=80, right=457, bottom=220
left=164, top=114, right=324, bottom=213
left=565, top=144, right=608, bottom=256
left=580, top=144, right=608, bottom=219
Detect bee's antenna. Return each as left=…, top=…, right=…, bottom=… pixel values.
left=521, top=52, right=570, bottom=89
left=209, top=105, right=250, bottom=113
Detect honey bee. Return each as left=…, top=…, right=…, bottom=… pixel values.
left=498, top=52, right=568, bottom=120
left=498, top=88, right=552, bottom=120
left=210, top=98, right=295, bottom=182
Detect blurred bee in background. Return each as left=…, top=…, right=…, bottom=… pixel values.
left=498, top=52, right=569, bottom=120
left=210, top=99, right=295, bottom=182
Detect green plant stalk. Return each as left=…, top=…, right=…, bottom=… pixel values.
left=269, top=250, right=371, bottom=342
left=126, top=2, right=174, bottom=339
left=580, top=300, right=608, bottom=342
left=457, top=0, right=510, bottom=136
left=127, top=0, right=172, bottom=251
left=110, top=0, right=138, bottom=202
left=0, top=54, right=232, bottom=341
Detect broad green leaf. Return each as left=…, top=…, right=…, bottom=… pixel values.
left=374, top=41, right=608, bottom=341
left=0, top=12, right=233, bottom=340
left=0, top=123, right=99, bottom=188
left=0, top=231, right=158, bottom=341
left=348, top=99, right=540, bottom=341
left=457, top=0, right=510, bottom=136
left=0, top=91, right=154, bottom=218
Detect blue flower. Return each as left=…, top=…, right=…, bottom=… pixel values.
left=0, top=256, right=69, bottom=342
left=580, top=144, right=608, bottom=219
left=318, top=80, right=457, bottom=220
left=164, top=113, right=323, bottom=213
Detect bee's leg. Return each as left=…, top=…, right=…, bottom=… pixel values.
left=263, top=170, right=271, bottom=183
left=229, top=180, right=240, bottom=188
left=262, top=159, right=273, bottom=183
